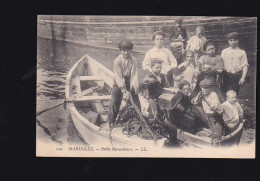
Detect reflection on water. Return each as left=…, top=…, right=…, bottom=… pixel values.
left=37, top=37, right=255, bottom=146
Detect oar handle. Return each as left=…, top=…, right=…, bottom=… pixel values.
left=36, top=100, right=66, bottom=116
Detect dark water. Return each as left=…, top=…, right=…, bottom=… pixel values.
left=37, top=37, right=255, bottom=146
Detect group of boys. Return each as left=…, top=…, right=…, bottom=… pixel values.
left=106, top=19, right=248, bottom=140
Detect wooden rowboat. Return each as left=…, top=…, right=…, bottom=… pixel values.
left=65, top=55, right=244, bottom=148
left=65, top=55, right=167, bottom=148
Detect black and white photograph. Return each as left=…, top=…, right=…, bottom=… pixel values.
left=36, top=15, right=256, bottom=158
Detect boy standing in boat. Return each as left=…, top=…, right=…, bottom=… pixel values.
left=142, top=31, right=177, bottom=87
left=106, top=39, right=141, bottom=130
left=140, top=58, right=169, bottom=121
left=221, top=32, right=249, bottom=95
left=186, top=26, right=207, bottom=63
left=195, top=40, right=225, bottom=103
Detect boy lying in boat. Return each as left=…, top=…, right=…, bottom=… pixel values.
left=139, top=57, right=169, bottom=121
left=106, top=39, right=141, bottom=130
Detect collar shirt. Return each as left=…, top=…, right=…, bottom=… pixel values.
left=221, top=101, right=244, bottom=129
left=187, top=35, right=207, bottom=53
left=114, top=54, right=139, bottom=92
left=142, top=47, right=177, bottom=74
left=221, top=47, right=249, bottom=73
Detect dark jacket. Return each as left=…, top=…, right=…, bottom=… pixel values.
left=169, top=27, right=188, bottom=43
left=140, top=73, right=169, bottom=99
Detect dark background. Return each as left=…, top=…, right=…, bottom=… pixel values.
left=0, top=0, right=258, bottom=180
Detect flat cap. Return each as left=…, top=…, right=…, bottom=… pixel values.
left=199, top=78, right=214, bottom=88
left=227, top=32, right=239, bottom=40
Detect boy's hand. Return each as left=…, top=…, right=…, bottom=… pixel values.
left=239, top=77, right=246, bottom=86
left=123, top=91, right=131, bottom=99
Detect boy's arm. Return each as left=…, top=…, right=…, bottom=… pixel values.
left=239, top=51, right=249, bottom=85
left=186, top=38, right=191, bottom=50
left=191, top=91, right=202, bottom=105
left=214, top=56, right=224, bottom=73
left=131, top=58, right=140, bottom=93
left=142, top=51, right=152, bottom=72
left=207, top=92, right=223, bottom=113
left=162, top=74, right=170, bottom=88
left=237, top=103, right=244, bottom=119
left=167, top=49, right=177, bottom=68
left=114, top=59, right=127, bottom=92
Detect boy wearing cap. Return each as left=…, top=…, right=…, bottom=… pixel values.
left=106, top=39, right=141, bottom=130
left=191, top=78, right=225, bottom=138
left=140, top=58, right=169, bottom=121
left=142, top=31, right=177, bottom=87
left=195, top=40, right=225, bottom=103
left=221, top=90, right=244, bottom=134
left=221, top=32, right=249, bottom=95
left=169, top=18, right=188, bottom=64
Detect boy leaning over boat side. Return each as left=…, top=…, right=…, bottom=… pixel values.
left=139, top=58, right=169, bottom=121
left=191, top=78, right=225, bottom=138
left=221, top=32, right=249, bottom=95
left=106, top=39, right=141, bottom=130
left=221, top=90, right=244, bottom=134
left=142, top=31, right=177, bottom=87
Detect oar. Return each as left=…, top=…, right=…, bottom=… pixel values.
left=36, top=84, right=103, bottom=117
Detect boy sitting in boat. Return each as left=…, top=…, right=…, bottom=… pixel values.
left=142, top=31, right=177, bottom=87
left=139, top=57, right=169, bottom=121
left=221, top=90, right=244, bottom=134
left=106, top=39, right=141, bottom=130
left=173, top=50, right=199, bottom=90
left=191, top=78, right=225, bottom=138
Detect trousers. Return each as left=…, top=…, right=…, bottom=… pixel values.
left=222, top=70, right=242, bottom=95
left=107, top=79, right=141, bottom=124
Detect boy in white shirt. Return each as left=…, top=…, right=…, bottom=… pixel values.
left=191, top=78, right=225, bottom=138
left=221, top=90, right=244, bottom=133
left=186, top=26, right=207, bottom=62
left=221, top=32, right=249, bottom=95
left=142, top=31, right=177, bottom=87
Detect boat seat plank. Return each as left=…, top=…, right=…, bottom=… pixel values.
left=90, top=92, right=107, bottom=114
left=80, top=76, right=102, bottom=81
left=74, top=95, right=111, bottom=102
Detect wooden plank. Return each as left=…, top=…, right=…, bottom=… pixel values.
left=80, top=76, right=102, bottom=81
left=73, top=95, right=111, bottom=102
left=90, top=92, right=106, bottom=115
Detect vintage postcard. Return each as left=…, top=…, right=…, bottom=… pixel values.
left=36, top=15, right=256, bottom=158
